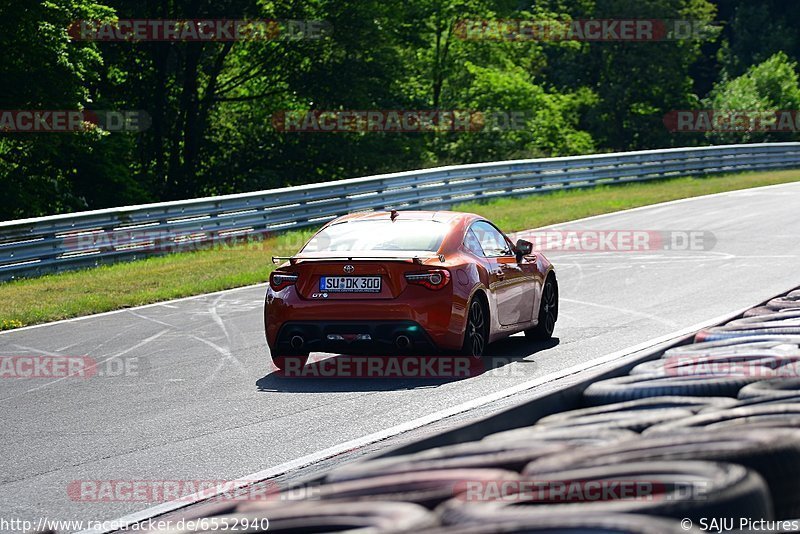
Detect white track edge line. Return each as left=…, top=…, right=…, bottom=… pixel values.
left=0, top=283, right=268, bottom=335
left=77, top=305, right=748, bottom=534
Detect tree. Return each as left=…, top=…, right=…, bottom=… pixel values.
left=0, top=0, right=149, bottom=219
left=703, top=52, right=800, bottom=144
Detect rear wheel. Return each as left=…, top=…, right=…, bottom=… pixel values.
left=462, top=297, right=489, bottom=358
left=526, top=274, right=558, bottom=340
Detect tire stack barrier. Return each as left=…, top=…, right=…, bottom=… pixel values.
left=138, top=287, right=800, bottom=533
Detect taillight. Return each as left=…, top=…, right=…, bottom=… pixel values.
left=405, top=269, right=451, bottom=290
left=270, top=272, right=298, bottom=291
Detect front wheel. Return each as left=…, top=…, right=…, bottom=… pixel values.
left=462, top=297, right=489, bottom=358
left=525, top=274, right=558, bottom=340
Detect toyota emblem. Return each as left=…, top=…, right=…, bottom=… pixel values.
left=344, top=264, right=355, bottom=273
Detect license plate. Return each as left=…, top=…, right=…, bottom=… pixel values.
left=319, top=276, right=382, bottom=293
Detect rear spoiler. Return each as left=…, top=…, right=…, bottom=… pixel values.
left=272, top=254, right=445, bottom=265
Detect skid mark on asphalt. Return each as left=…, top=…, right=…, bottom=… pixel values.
left=6, top=344, right=64, bottom=358
left=0, top=329, right=169, bottom=402
left=196, top=294, right=246, bottom=385
left=125, top=296, right=262, bottom=384
left=188, top=297, right=264, bottom=318
left=64, top=323, right=139, bottom=354
left=190, top=334, right=245, bottom=384
left=126, top=310, right=179, bottom=329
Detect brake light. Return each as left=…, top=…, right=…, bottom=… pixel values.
left=405, top=269, right=451, bottom=290
left=270, top=272, right=298, bottom=291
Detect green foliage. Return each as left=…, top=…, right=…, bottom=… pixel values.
left=0, top=0, right=147, bottom=219
left=703, top=52, right=800, bottom=143
left=440, top=62, right=597, bottom=160
left=0, top=0, right=796, bottom=219
left=717, top=2, right=800, bottom=79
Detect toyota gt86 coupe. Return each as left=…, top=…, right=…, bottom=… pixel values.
left=265, top=210, right=557, bottom=368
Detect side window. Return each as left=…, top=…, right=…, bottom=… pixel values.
left=471, top=221, right=512, bottom=257
left=463, top=228, right=485, bottom=256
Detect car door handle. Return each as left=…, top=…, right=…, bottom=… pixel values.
left=495, top=268, right=505, bottom=279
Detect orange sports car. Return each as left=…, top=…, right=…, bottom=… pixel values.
left=265, top=210, right=557, bottom=368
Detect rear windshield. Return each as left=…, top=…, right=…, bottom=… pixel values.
left=301, top=219, right=447, bottom=253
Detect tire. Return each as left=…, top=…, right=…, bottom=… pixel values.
left=326, top=441, right=570, bottom=482
left=415, top=513, right=698, bottom=533
left=701, top=394, right=800, bottom=412
left=264, top=501, right=437, bottom=532
left=523, top=428, right=800, bottom=519
left=583, top=374, right=759, bottom=406
left=536, top=396, right=737, bottom=425
left=764, top=291, right=800, bottom=312
left=657, top=416, right=800, bottom=433
left=533, top=407, right=695, bottom=433
left=739, top=378, right=800, bottom=400
left=644, top=404, right=800, bottom=434
left=482, top=426, right=638, bottom=446
left=695, top=310, right=800, bottom=342
left=525, top=274, right=558, bottom=340
left=462, top=296, right=489, bottom=358
left=664, top=336, right=800, bottom=358
left=437, top=461, right=772, bottom=526
left=630, top=354, right=793, bottom=378
left=629, top=360, right=667, bottom=375
left=220, top=501, right=436, bottom=533
left=286, top=468, right=520, bottom=509
left=744, top=306, right=779, bottom=317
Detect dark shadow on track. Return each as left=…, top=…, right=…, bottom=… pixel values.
left=255, top=337, right=559, bottom=393
left=482, top=336, right=560, bottom=371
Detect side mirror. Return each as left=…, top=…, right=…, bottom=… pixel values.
left=515, top=239, right=533, bottom=261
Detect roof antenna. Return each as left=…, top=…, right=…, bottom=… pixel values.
left=390, top=209, right=399, bottom=221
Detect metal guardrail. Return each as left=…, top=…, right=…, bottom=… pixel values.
left=2, top=142, right=800, bottom=281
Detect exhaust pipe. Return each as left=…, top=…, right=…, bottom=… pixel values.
left=395, top=335, right=411, bottom=350
left=290, top=335, right=305, bottom=350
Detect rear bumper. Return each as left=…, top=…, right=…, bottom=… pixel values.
left=265, top=285, right=466, bottom=354
left=273, top=320, right=439, bottom=355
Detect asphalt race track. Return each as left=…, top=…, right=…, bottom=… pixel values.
left=2, top=182, right=800, bottom=527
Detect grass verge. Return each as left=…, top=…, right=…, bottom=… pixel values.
left=1, top=168, right=798, bottom=330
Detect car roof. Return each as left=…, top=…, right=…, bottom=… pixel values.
left=328, top=210, right=481, bottom=226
